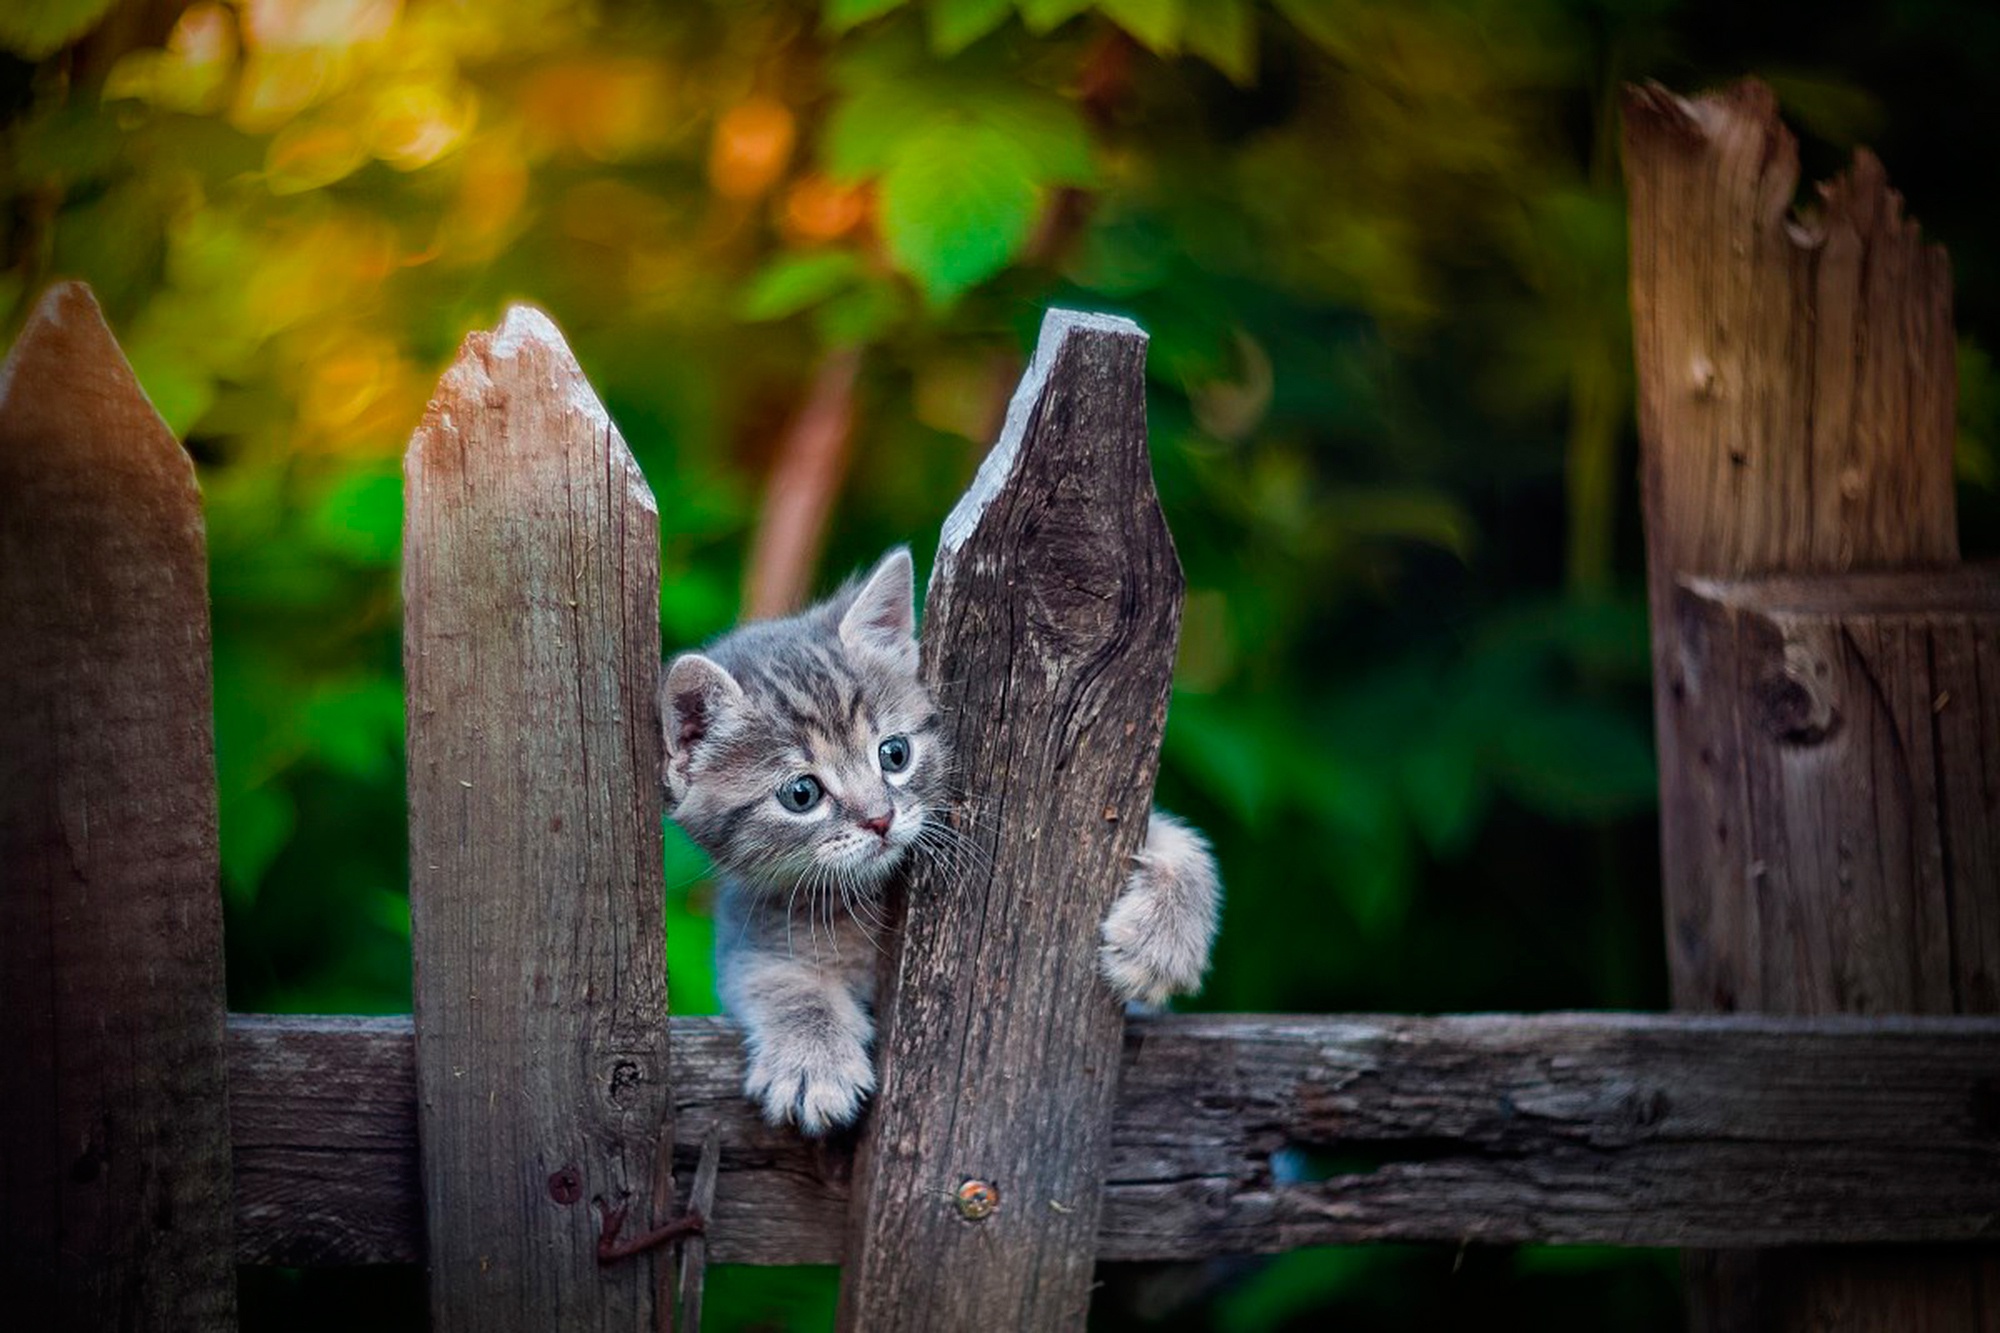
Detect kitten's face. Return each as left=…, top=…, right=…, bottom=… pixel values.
left=661, top=549, right=947, bottom=891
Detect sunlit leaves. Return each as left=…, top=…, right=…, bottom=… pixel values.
left=737, top=251, right=908, bottom=343
left=928, top=0, right=1013, bottom=54
left=307, top=463, right=403, bottom=567
left=104, top=4, right=238, bottom=115
left=265, top=120, right=370, bottom=193
left=368, top=80, right=479, bottom=171
left=0, top=0, right=118, bottom=60
left=1096, top=0, right=1182, bottom=54
left=739, top=251, right=868, bottom=321
left=824, top=0, right=912, bottom=33
left=825, top=35, right=1093, bottom=303
left=1016, top=0, right=1095, bottom=34
left=709, top=97, right=796, bottom=198
left=880, top=121, right=1043, bottom=303
left=1183, top=0, right=1257, bottom=85
left=220, top=783, right=297, bottom=907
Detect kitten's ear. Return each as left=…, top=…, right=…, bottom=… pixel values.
left=660, top=653, right=743, bottom=799
left=839, top=546, right=916, bottom=663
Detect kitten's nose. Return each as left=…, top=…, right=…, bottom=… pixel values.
left=858, top=810, right=893, bottom=838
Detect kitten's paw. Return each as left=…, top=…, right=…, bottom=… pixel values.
left=1099, top=811, right=1221, bottom=1007
left=743, top=1031, right=875, bottom=1137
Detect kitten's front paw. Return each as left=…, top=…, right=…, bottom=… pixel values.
left=743, top=1031, right=875, bottom=1136
left=1099, top=811, right=1221, bottom=1007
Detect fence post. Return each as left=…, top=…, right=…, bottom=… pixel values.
left=0, top=282, right=237, bottom=1329
left=404, top=307, right=673, bottom=1329
left=839, top=310, right=1182, bottom=1330
left=1624, top=81, right=2000, bottom=1327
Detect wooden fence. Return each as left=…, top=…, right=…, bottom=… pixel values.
left=4, top=81, right=1997, bottom=1332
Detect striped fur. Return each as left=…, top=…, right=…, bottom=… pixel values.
left=663, top=547, right=1220, bottom=1135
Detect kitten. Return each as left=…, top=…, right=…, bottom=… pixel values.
left=660, top=547, right=1220, bottom=1135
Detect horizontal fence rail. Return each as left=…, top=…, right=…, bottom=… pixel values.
left=230, top=1010, right=2000, bottom=1266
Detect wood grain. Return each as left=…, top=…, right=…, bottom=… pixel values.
left=226, top=1011, right=2000, bottom=1265
left=404, top=307, right=672, bottom=1329
left=0, top=282, right=237, bottom=1330
left=838, top=310, right=1182, bottom=1331
left=1671, top=568, right=2000, bottom=1014
left=228, top=1015, right=424, bottom=1267
left=1624, top=81, right=1996, bottom=1329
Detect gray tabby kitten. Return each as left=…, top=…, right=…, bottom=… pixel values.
left=660, top=547, right=1220, bottom=1135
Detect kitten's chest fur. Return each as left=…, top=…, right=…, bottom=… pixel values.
left=715, top=876, right=883, bottom=1006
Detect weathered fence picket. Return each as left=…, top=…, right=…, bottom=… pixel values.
left=0, top=283, right=238, bottom=1331
left=839, top=311, right=1181, bottom=1331
left=5, top=76, right=2000, bottom=1330
left=1625, top=81, right=2000, bottom=1329
left=1671, top=569, right=2000, bottom=1012
left=403, top=307, right=675, bottom=1329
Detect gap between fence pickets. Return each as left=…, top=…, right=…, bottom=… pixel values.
left=226, top=1010, right=2000, bottom=1266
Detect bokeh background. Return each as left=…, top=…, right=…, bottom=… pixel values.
left=5, top=0, right=1998, bottom=1327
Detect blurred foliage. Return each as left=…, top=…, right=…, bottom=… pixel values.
left=7, top=0, right=2000, bottom=1328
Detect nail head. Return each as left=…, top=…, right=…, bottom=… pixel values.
left=955, top=1178, right=999, bottom=1221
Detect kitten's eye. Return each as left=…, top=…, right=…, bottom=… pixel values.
left=878, top=735, right=912, bottom=773
left=777, top=775, right=824, bottom=812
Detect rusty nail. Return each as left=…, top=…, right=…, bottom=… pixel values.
left=548, top=1165, right=583, bottom=1206
left=596, top=1197, right=705, bottom=1265
left=955, top=1178, right=999, bottom=1221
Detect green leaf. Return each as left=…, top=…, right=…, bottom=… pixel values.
left=1322, top=818, right=1411, bottom=937
left=1269, top=0, right=1351, bottom=56
left=125, top=338, right=216, bottom=438
left=879, top=121, right=1041, bottom=305
left=1218, top=1245, right=1383, bottom=1333
left=1398, top=740, right=1486, bottom=856
left=663, top=822, right=719, bottom=1013
left=220, top=783, right=297, bottom=907
left=1319, top=487, right=1477, bottom=561
left=975, top=85, right=1096, bottom=184
left=661, top=567, right=739, bottom=645
left=737, top=251, right=866, bottom=321
left=927, top=0, right=1013, bottom=55
left=813, top=279, right=905, bottom=346
left=1017, top=0, right=1093, bottom=33
left=0, top=0, right=118, bottom=59
left=825, top=40, right=1093, bottom=187
left=823, top=79, right=935, bottom=180
left=297, top=676, right=404, bottom=783
left=1182, top=0, right=1256, bottom=84
left=1163, top=693, right=1280, bottom=829
left=308, top=464, right=404, bottom=567
left=1096, top=0, right=1182, bottom=53
left=823, top=0, right=912, bottom=33
left=1487, top=702, right=1657, bottom=821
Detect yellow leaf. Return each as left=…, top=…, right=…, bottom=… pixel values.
left=263, top=117, right=367, bottom=193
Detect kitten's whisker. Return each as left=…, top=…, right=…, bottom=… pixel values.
left=912, top=838, right=981, bottom=887
left=662, top=866, right=712, bottom=898
left=783, top=864, right=815, bottom=962
left=808, top=864, right=830, bottom=961
left=851, top=870, right=892, bottom=936
left=839, top=873, right=886, bottom=954
left=913, top=818, right=995, bottom=883
left=821, top=868, right=841, bottom=961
